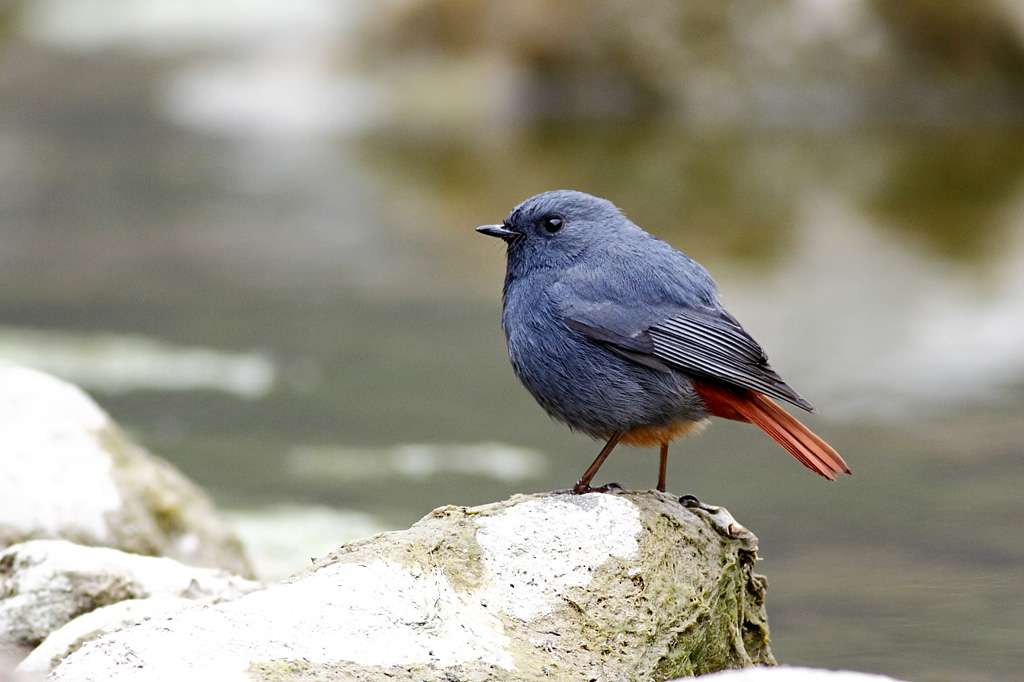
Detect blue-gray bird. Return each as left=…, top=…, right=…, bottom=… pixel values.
left=477, top=190, right=849, bottom=493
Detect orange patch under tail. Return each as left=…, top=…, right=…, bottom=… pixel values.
left=692, top=380, right=851, bottom=480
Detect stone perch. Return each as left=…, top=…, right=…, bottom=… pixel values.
left=43, top=490, right=773, bottom=681
left=0, top=362, right=252, bottom=578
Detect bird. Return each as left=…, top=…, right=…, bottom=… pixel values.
left=476, top=190, right=850, bottom=494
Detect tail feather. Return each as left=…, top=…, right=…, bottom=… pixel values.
left=693, top=380, right=850, bottom=480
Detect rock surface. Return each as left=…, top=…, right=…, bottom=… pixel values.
left=47, top=491, right=773, bottom=681
left=0, top=540, right=262, bottom=655
left=16, top=597, right=199, bottom=678
left=0, top=362, right=251, bottom=577
left=700, top=665, right=911, bottom=681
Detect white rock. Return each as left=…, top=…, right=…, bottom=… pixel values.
left=0, top=365, right=119, bottom=544
left=473, top=494, right=641, bottom=621
left=17, top=598, right=197, bottom=676
left=698, top=664, right=911, bottom=681
left=47, top=491, right=775, bottom=682
left=0, top=362, right=251, bottom=576
left=0, top=540, right=262, bottom=651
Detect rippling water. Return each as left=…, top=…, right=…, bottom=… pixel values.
left=2, top=3, right=1023, bottom=681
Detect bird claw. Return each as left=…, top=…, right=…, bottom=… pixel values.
left=571, top=481, right=624, bottom=494
left=678, top=494, right=722, bottom=514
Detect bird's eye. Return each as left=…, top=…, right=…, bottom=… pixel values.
left=542, top=217, right=563, bottom=234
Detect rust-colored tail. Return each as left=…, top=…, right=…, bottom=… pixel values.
left=693, top=380, right=851, bottom=480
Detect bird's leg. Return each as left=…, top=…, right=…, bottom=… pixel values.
left=657, top=442, right=669, bottom=492
left=572, top=432, right=624, bottom=494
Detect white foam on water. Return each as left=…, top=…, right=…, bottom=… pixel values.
left=0, top=327, right=276, bottom=398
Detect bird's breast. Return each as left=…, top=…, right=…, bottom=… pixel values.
left=617, top=418, right=709, bottom=446
left=501, top=288, right=708, bottom=438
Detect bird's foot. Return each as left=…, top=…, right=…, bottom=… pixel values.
left=678, top=494, right=721, bottom=513
left=571, top=481, right=625, bottom=494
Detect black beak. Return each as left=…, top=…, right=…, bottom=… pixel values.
left=476, top=224, right=519, bottom=241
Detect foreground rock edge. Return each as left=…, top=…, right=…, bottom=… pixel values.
left=0, top=539, right=263, bottom=674
left=0, top=361, right=252, bottom=577
left=43, top=490, right=772, bottom=681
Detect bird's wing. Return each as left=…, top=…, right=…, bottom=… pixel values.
left=563, top=301, right=816, bottom=412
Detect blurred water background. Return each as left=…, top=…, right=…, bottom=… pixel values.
left=2, top=1, right=1024, bottom=680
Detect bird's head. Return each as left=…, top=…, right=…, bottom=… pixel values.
left=477, top=190, right=636, bottom=272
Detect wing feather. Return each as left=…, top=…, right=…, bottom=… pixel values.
left=565, top=305, right=816, bottom=412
